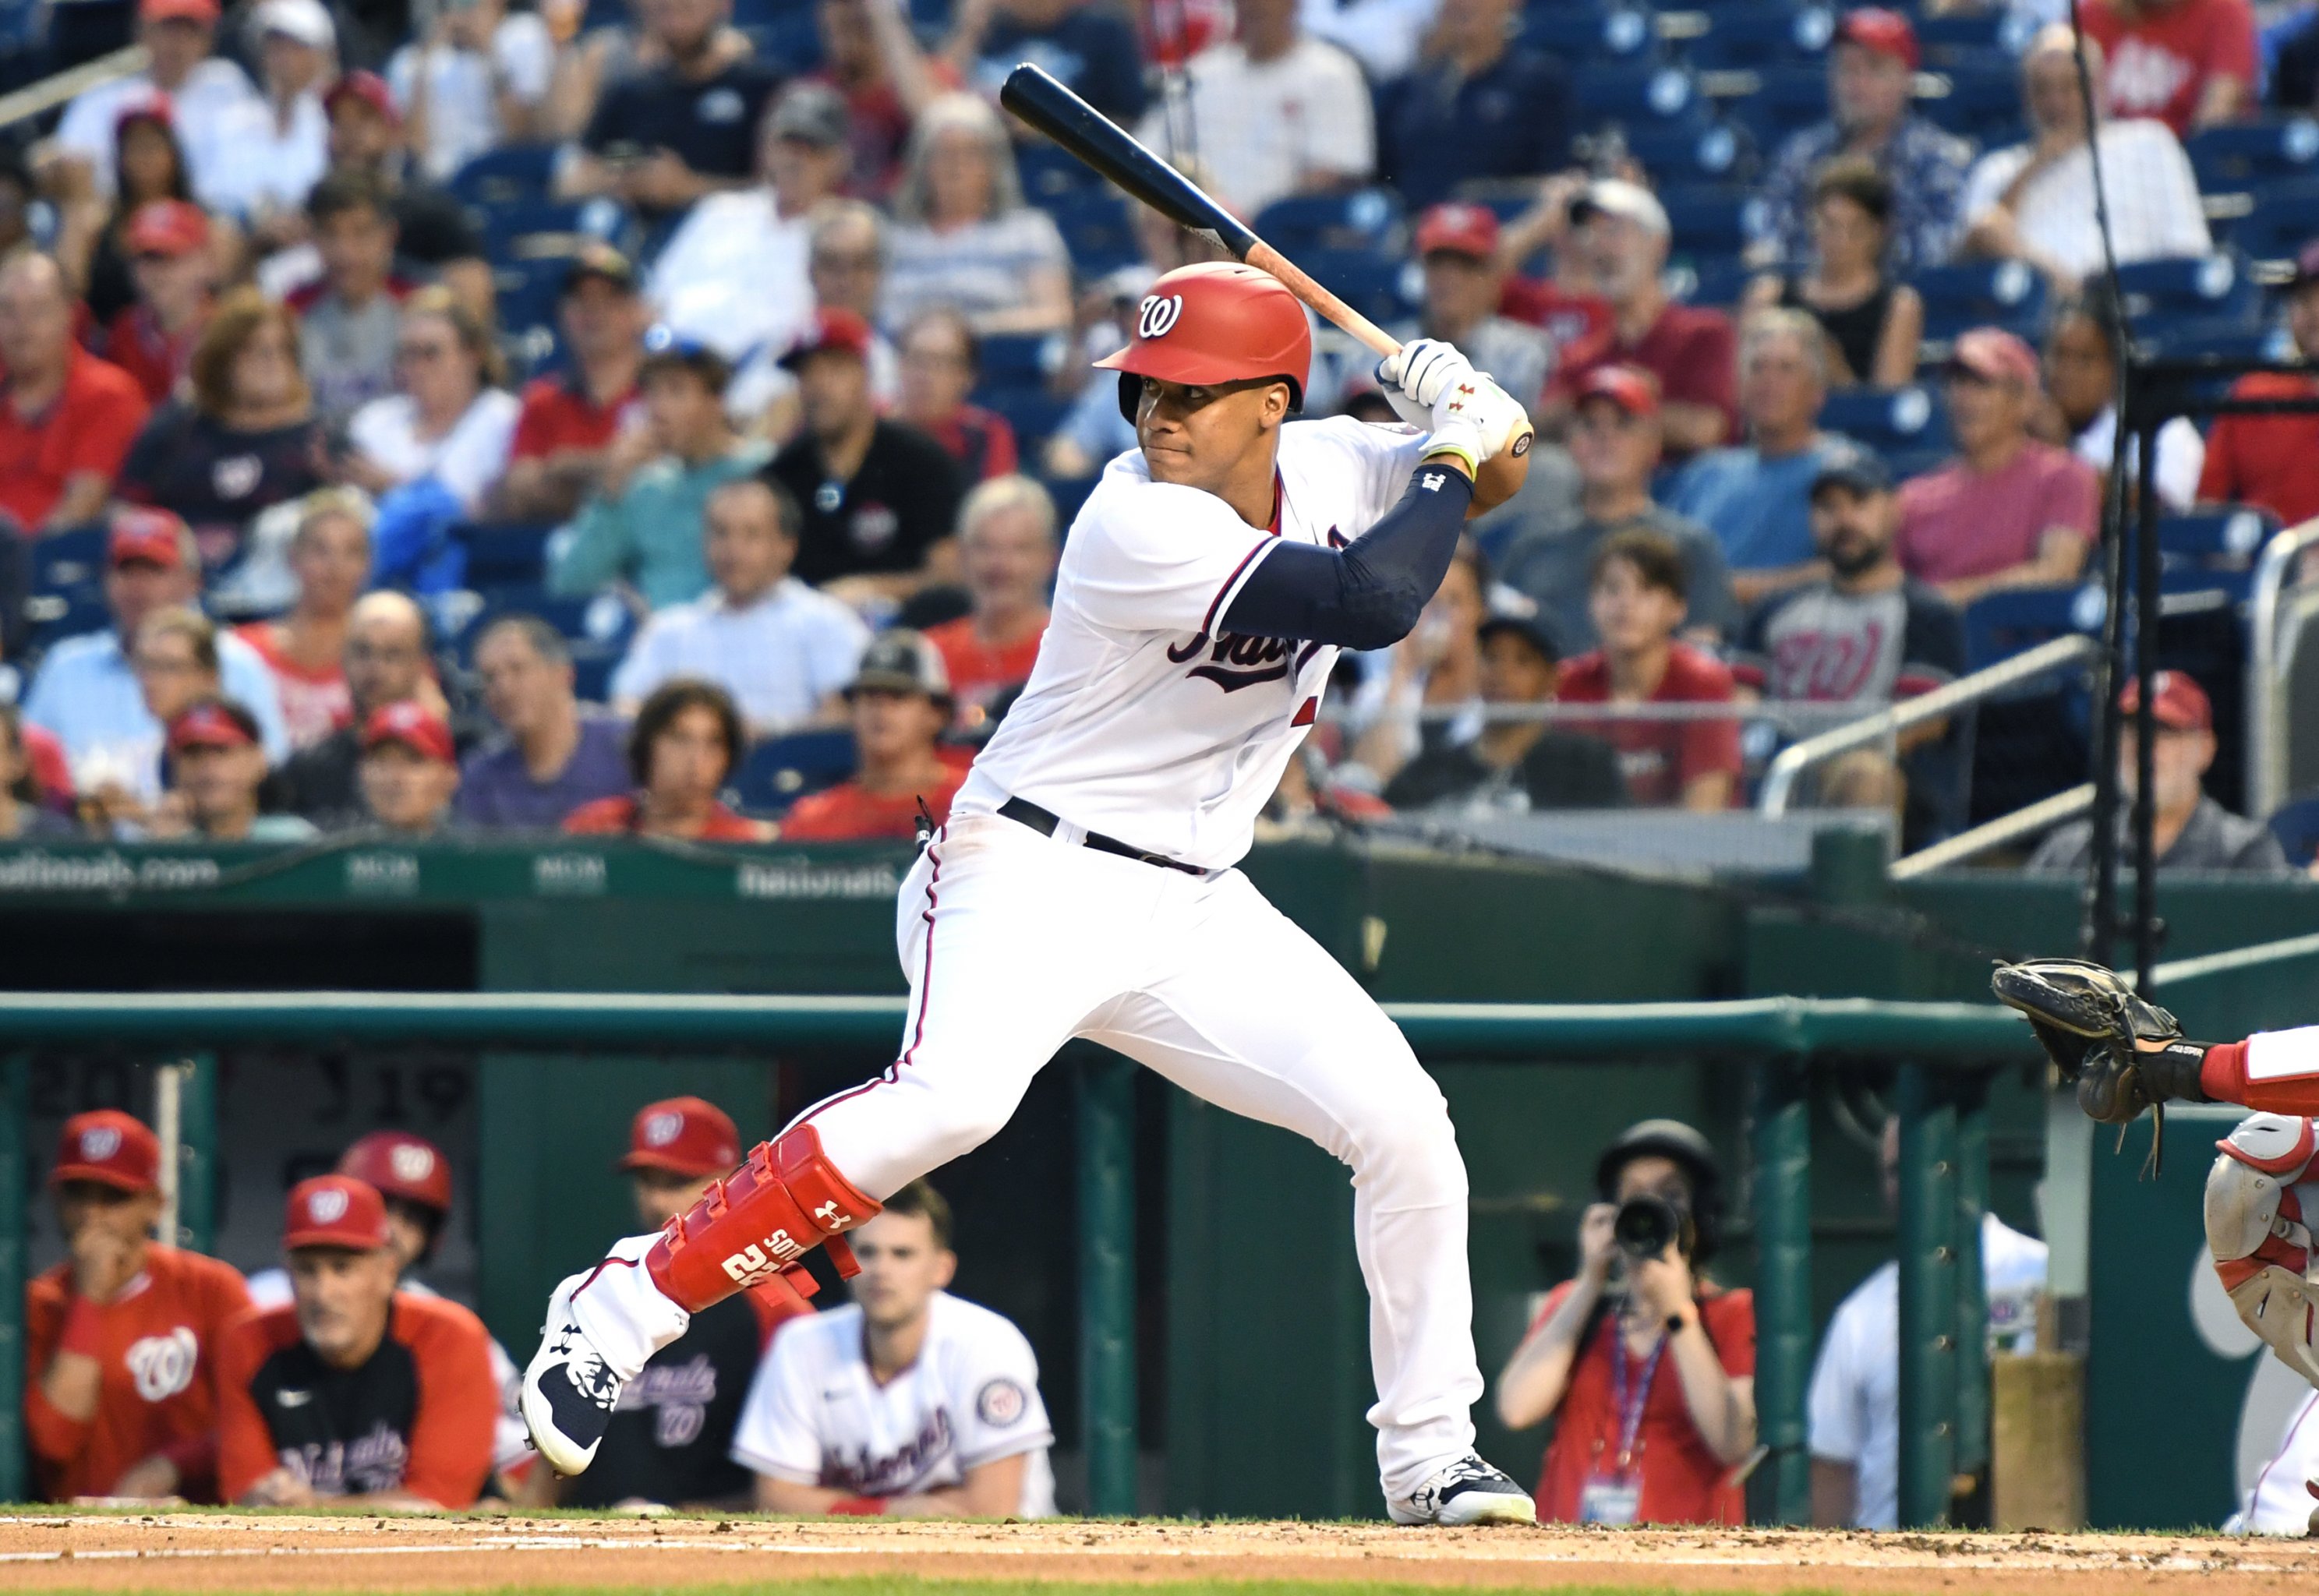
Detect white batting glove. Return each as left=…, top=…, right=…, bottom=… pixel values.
left=1423, top=374, right=1532, bottom=475
left=1376, top=338, right=1475, bottom=429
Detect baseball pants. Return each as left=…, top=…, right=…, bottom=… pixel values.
left=794, top=812, right=1484, bottom=1498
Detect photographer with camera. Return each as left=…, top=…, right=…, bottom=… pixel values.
left=1497, top=1120, right=1757, bottom=1524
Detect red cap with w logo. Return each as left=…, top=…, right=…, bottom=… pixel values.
left=1095, top=262, right=1311, bottom=416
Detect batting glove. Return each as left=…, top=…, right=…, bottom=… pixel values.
left=1376, top=339, right=1475, bottom=428
left=1423, top=374, right=1531, bottom=476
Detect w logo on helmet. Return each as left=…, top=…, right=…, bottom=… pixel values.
left=1137, top=295, right=1185, bottom=340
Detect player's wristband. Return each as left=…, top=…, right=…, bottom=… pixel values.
left=59, top=1296, right=103, bottom=1358
left=828, top=1495, right=889, bottom=1516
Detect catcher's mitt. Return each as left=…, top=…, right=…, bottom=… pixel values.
left=1992, top=957, right=2197, bottom=1171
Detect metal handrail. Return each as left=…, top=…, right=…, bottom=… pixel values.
left=1758, top=634, right=2100, bottom=817
left=2243, top=516, right=2319, bottom=816
left=0, top=45, right=147, bottom=132
left=1889, top=782, right=2095, bottom=880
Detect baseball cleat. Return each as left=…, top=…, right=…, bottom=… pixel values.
left=1388, top=1454, right=1538, bottom=1526
left=520, top=1271, right=624, bottom=1475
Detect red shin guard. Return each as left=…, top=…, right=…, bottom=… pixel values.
left=645, top=1125, right=881, bottom=1313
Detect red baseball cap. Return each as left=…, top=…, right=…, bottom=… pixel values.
left=140, top=0, right=220, bottom=24
left=324, top=70, right=400, bottom=128
left=1576, top=363, right=1663, bottom=418
left=2119, top=669, right=2213, bottom=733
left=110, top=507, right=193, bottom=570
left=168, top=700, right=259, bottom=754
left=339, top=1131, right=453, bottom=1212
left=1835, top=6, right=1919, bottom=69
left=780, top=307, right=875, bottom=369
left=1946, top=327, right=2041, bottom=390
left=1094, top=260, right=1313, bottom=414
left=1415, top=202, right=1501, bottom=261
left=113, top=92, right=174, bottom=136
left=284, top=1175, right=393, bottom=1251
left=620, top=1096, right=742, bottom=1178
left=124, top=199, right=209, bottom=258
left=51, top=1110, right=161, bottom=1193
left=361, top=701, right=455, bottom=764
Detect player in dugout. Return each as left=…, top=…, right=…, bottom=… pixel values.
left=25, top=1110, right=253, bottom=1504
left=778, top=630, right=967, bottom=842
left=215, top=1174, right=497, bottom=1509
left=542, top=1097, right=812, bottom=1510
left=731, top=1179, right=1056, bottom=1517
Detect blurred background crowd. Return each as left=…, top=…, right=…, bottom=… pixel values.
left=0, top=0, right=2317, bottom=866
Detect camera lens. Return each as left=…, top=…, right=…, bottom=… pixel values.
left=1613, top=1193, right=1683, bottom=1259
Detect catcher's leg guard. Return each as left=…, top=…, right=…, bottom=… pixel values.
left=646, top=1125, right=880, bottom=1313
left=2207, top=1114, right=2319, bottom=1384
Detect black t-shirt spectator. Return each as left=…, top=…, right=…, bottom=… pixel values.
left=765, top=419, right=967, bottom=584
left=1378, top=46, right=1571, bottom=210
left=583, top=60, right=782, bottom=217
left=974, top=9, right=1147, bottom=122
left=391, top=183, right=486, bottom=269
left=1384, top=727, right=1628, bottom=812
left=116, top=402, right=324, bottom=573
left=562, top=1293, right=769, bottom=1509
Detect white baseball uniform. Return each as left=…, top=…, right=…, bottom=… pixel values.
left=730, top=1291, right=1056, bottom=1515
left=788, top=415, right=1487, bottom=1499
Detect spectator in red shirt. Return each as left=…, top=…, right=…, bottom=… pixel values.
left=2080, top=0, right=2255, bottom=136
left=1498, top=1121, right=1756, bottom=1525
left=1545, top=181, right=1737, bottom=462
left=1897, top=327, right=2098, bottom=605
left=493, top=243, right=648, bottom=524
left=0, top=252, right=150, bottom=534
left=25, top=1110, right=253, bottom=1503
left=564, top=678, right=769, bottom=840
left=896, top=307, right=1019, bottom=482
left=1557, top=530, right=1744, bottom=810
left=779, top=629, right=966, bottom=842
left=235, top=490, right=368, bottom=751
left=104, top=200, right=214, bottom=404
left=2197, top=240, right=2319, bottom=529
left=922, top=474, right=1055, bottom=729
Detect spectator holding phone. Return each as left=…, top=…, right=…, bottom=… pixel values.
left=1497, top=1121, right=1756, bottom=1526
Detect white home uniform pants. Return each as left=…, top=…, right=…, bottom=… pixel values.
left=794, top=813, right=1483, bottom=1498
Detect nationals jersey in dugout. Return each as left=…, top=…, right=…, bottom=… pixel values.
left=955, top=416, right=1433, bottom=869
left=730, top=1291, right=1056, bottom=1514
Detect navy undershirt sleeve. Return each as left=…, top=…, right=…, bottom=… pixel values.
left=1219, top=462, right=1474, bottom=651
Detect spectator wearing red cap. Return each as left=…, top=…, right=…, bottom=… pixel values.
left=1502, top=367, right=1737, bottom=658
left=1749, top=9, right=1972, bottom=277
left=50, top=0, right=256, bottom=200
left=1131, top=0, right=1373, bottom=220
left=149, top=698, right=319, bottom=841
left=216, top=1176, right=497, bottom=1508
left=493, top=246, right=648, bottom=525
left=553, top=1097, right=810, bottom=1510
left=881, top=94, right=1073, bottom=336
left=779, top=630, right=968, bottom=842
left=0, top=252, right=150, bottom=534
left=2027, top=673, right=2289, bottom=874
left=1398, top=204, right=1552, bottom=412
left=2078, top=0, right=2254, bottom=136
left=646, top=84, right=850, bottom=370
left=24, top=1110, right=253, bottom=1503
left=565, top=677, right=769, bottom=840
left=1896, top=328, right=2099, bottom=605
left=0, top=705, right=77, bottom=840
left=2196, top=242, right=2319, bottom=530
left=22, top=509, right=291, bottom=804
left=765, top=308, right=967, bottom=603
left=1958, top=29, right=2208, bottom=293
left=612, top=478, right=869, bottom=733
left=385, top=0, right=553, bottom=183
left=357, top=701, right=462, bottom=835
left=1374, top=0, right=1571, bottom=210
left=321, top=71, right=491, bottom=311
left=104, top=200, right=216, bottom=404
left=1546, top=182, right=1738, bottom=462
left=922, top=475, right=1057, bottom=727
left=551, top=327, right=770, bottom=611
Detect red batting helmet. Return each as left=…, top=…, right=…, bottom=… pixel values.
left=1095, top=261, right=1310, bottom=422
left=338, top=1131, right=453, bottom=1213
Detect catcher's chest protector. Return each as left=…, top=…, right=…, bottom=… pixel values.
left=2207, top=1114, right=2319, bottom=1385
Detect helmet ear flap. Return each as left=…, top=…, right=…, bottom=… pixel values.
left=1115, top=370, right=1140, bottom=425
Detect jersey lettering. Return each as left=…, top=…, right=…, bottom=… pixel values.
left=1168, top=629, right=1299, bottom=690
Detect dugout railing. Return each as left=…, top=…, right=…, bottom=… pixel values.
left=0, top=992, right=2042, bottom=1525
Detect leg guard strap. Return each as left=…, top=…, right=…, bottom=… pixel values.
left=645, top=1125, right=879, bottom=1313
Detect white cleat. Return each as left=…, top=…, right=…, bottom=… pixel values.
left=1388, top=1453, right=1538, bottom=1526
left=518, top=1271, right=626, bottom=1476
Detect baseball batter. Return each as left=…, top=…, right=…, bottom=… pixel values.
left=522, top=261, right=1536, bottom=1524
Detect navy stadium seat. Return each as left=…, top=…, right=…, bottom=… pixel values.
left=2216, top=176, right=2319, bottom=264
left=1717, top=63, right=1829, bottom=148
left=1661, top=185, right=1755, bottom=256
left=1818, top=384, right=1952, bottom=459
left=1914, top=9, right=2036, bottom=62
left=1253, top=189, right=1405, bottom=254
left=2111, top=253, right=2261, bottom=329
left=1621, top=118, right=1757, bottom=185
left=1017, top=141, right=1099, bottom=203
left=1040, top=186, right=1140, bottom=277
left=2156, top=506, right=2277, bottom=565
left=482, top=196, right=635, bottom=265
left=1301, top=248, right=1419, bottom=323
left=1912, top=259, right=2047, bottom=342
left=979, top=385, right=1074, bottom=451
left=2268, top=793, right=2319, bottom=868
left=1519, top=1, right=1659, bottom=62
left=1674, top=257, right=1755, bottom=308
left=977, top=332, right=1073, bottom=390
left=737, top=729, right=857, bottom=813
left=449, top=143, right=557, bottom=208
left=1963, top=585, right=2102, bottom=672
left=1914, top=60, right=2024, bottom=143
left=1572, top=64, right=1704, bottom=130
left=2184, top=117, right=2319, bottom=195
left=1681, top=1, right=1834, bottom=72
left=458, top=524, right=558, bottom=587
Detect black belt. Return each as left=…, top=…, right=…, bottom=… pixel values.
left=997, top=797, right=1213, bottom=877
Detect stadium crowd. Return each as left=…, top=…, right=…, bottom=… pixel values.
left=2, top=0, right=2319, bottom=859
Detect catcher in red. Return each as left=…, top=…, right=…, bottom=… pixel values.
left=1994, top=957, right=2319, bottom=1389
